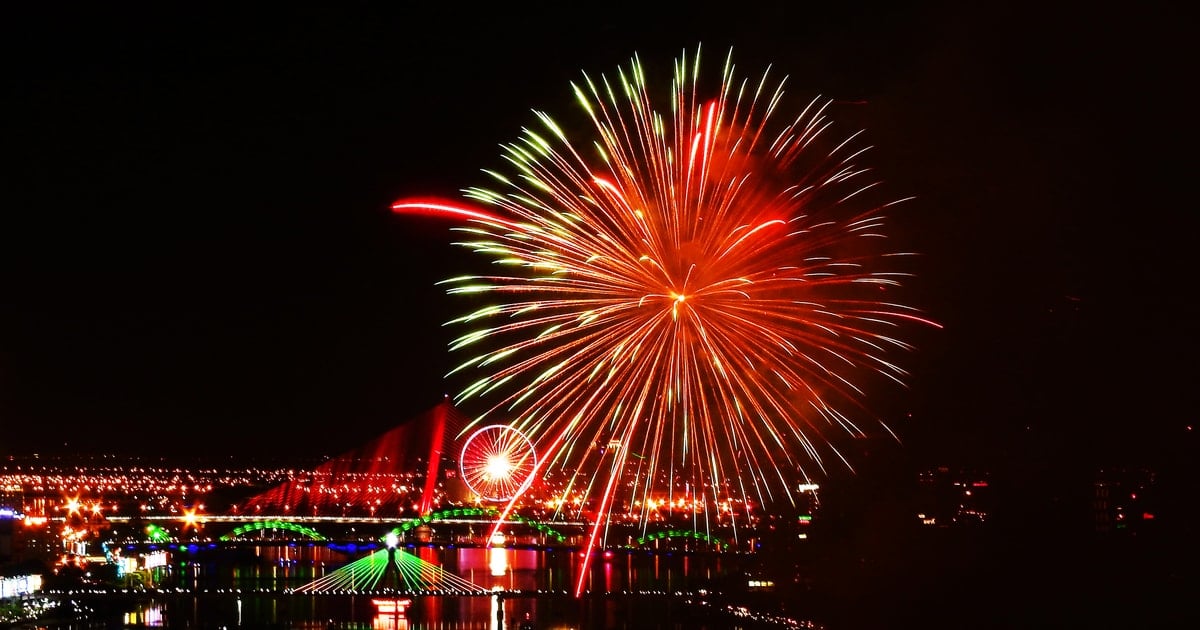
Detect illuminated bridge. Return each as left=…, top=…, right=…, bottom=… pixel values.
left=111, top=507, right=734, bottom=554
left=95, top=399, right=749, bottom=575
left=106, top=508, right=740, bottom=597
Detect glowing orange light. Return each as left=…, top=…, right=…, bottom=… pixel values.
left=181, top=508, right=201, bottom=530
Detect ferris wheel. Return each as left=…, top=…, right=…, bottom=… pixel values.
left=458, top=424, right=538, bottom=502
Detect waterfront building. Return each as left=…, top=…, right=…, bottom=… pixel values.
left=1093, top=465, right=1157, bottom=538
left=915, top=466, right=992, bottom=528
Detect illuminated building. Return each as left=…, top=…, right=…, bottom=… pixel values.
left=794, top=483, right=820, bottom=539
left=915, top=466, right=991, bottom=528
left=1093, top=466, right=1157, bottom=538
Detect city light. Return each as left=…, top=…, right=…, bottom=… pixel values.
left=181, top=508, right=202, bottom=531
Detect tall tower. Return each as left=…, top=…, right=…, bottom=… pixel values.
left=380, top=531, right=403, bottom=591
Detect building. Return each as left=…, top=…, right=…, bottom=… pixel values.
left=1093, top=466, right=1157, bottom=537
left=914, top=466, right=991, bottom=528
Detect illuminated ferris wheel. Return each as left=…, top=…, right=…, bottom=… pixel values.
left=458, top=424, right=538, bottom=502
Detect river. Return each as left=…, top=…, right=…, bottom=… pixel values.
left=25, top=544, right=816, bottom=628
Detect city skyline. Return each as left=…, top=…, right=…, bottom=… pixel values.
left=3, top=2, right=1195, bottom=487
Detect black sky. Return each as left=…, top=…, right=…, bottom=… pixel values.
left=2, top=3, right=1195, bottom=472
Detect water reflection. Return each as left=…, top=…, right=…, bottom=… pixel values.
left=114, top=591, right=740, bottom=629
left=103, top=545, right=749, bottom=628
left=371, top=596, right=413, bottom=629
left=122, top=601, right=163, bottom=626
left=184, top=544, right=735, bottom=594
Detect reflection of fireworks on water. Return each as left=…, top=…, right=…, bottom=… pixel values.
left=394, top=46, right=939, bottom=594
left=459, top=424, right=537, bottom=502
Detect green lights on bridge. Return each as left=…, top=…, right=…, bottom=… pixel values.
left=635, top=529, right=729, bottom=549
left=393, top=507, right=499, bottom=534
left=207, top=512, right=731, bottom=550
left=289, top=546, right=490, bottom=595
left=219, top=520, right=327, bottom=541
left=386, top=508, right=568, bottom=544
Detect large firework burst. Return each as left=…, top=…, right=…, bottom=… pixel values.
left=394, top=46, right=938, bottom=593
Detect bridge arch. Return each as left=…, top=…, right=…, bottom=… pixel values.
left=634, top=529, right=730, bottom=550
left=392, top=506, right=497, bottom=535
left=390, top=507, right=568, bottom=543
left=219, top=520, right=327, bottom=541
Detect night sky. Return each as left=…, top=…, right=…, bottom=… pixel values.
left=2, top=3, right=1194, bottom=477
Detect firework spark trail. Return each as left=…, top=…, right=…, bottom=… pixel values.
left=393, top=46, right=939, bottom=596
